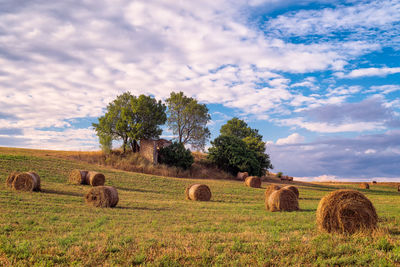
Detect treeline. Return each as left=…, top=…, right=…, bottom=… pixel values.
left=93, top=91, right=273, bottom=176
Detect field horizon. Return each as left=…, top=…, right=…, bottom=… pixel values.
left=1, top=146, right=400, bottom=266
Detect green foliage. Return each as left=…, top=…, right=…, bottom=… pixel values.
left=93, top=92, right=166, bottom=153
left=166, top=92, right=211, bottom=150
left=218, top=118, right=273, bottom=174
left=158, top=142, right=194, bottom=170
left=207, top=135, right=262, bottom=176
left=99, top=133, right=112, bottom=154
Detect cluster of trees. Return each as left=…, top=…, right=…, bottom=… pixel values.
left=93, top=91, right=273, bottom=175
left=207, top=118, right=273, bottom=176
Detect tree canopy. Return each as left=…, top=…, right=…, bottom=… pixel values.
left=92, top=92, right=166, bottom=153
left=166, top=91, right=210, bottom=150
left=211, top=117, right=273, bottom=175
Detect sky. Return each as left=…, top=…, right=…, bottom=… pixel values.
left=0, top=0, right=399, bottom=182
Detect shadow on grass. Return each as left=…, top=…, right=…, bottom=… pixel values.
left=300, top=197, right=321, bottom=200
left=298, top=208, right=317, bottom=212
left=41, top=188, right=83, bottom=197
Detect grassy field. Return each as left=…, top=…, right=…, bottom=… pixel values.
left=1, top=147, right=400, bottom=266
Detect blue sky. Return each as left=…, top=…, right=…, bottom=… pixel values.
left=0, top=0, right=399, bottom=181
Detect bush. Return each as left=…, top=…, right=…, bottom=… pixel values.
left=207, top=135, right=262, bottom=176
left=158, top=142, right=194, bottom=170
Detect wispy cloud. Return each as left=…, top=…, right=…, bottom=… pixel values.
left=336, top=67, right=400, bottom=78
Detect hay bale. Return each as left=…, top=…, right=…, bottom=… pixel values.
left=6, top=171, right=20, bottom=188
left=397, top=185, right=400, bottom=192
left=69, top=169, right=88, bottom=184
left=184, top=184, right=197, bottom=200
left=372, top=181, right=377, bottom=184
left=283, top=185, right=299, bottom=198
left=264, top=184, right=281, bottom=210
left=359, top=182, right=370, bottom=189
left=85, top=186, right=119, bottom=207
left=186, top=184, right=211, bottom=201
left=237, top=172, right=249, bottom=181
left=316, top=189, right=377, bottom=234
left=12, top=172, right=41, bottom=191
left=244, top=176, right=261, bottom=188
left=267, top=188, right=299, bottom=212
left=85, top=171, right=105, bottom=186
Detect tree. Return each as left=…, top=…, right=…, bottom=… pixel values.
left=207, top=135, right=262, bottom=176
left=99, top=133, right=112, bottom=154
left=166, top=91, right=211, bottom=150
left=92, top=92, right=166, bottom=153
left=158, top=142, right=194, bottom=170
left=219, top=118, right=273, bottom=174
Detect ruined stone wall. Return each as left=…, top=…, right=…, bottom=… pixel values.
left=140, top=139, right=157, bottom=164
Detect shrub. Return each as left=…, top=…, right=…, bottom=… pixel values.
left=158, top=142, right=194, bottom=170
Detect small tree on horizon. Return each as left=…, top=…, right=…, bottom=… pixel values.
left=166, top=91, right=211, bottom=151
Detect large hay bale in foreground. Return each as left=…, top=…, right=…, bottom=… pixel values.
left=237, top=172, right=249, bottom=181
left=359, top=182, right=370, bottom=189
left=85, top=171, right=105, bottom=186
left=245, top=176, right=261, bottom=188
left=12, top=172, right=41, bottom=191
left=283, top=185, right=299, bottom=198
left=264, top=184, right=281, bottom=210
left=69, top=169, right=88, bottom=184
left=185, top=184, right=197, bottom=200
left=267, top=188, right=299, bottom=212
left=186, top=184, right=211, bottom=201
left=316, top=189, right=377, bottom=234
left=6, top=171, right=20, bottom=188
left=85, top=186, right=119, bottom=207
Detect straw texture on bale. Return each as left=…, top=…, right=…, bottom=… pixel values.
left=69, top=169, right=88, bottom=184
left=185, top=184, right=197, bottom=200
left=264, top=184, right=281, bottom=210
left=237, top=172, right=249, bottom=181
left=85, top=186, right=119, bottom=207
left=244, top=176, right=261, bottom=188
left=283, top=185, right=299, bottom=199
left=186, top=184, right=211, bottom=201
left=85, top=171, right=105, bottom=186
left=267, top=188, right=299, bottom=212
left=6, top=171, right=20, bottom=188
left=12, top=172, right=41, bottom=191
left=359, top=182, right=370, bottom=189
left=316, top=189, right=377, bottom=234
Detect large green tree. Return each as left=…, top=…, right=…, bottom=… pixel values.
left=92, top=92, right=166, bottom=153
left=219, top=117, right=273, bottom=174
left=207, top=135, right=262, bottom=176
left=166, top=91, right=211, bottom=150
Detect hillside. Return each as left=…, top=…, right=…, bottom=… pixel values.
left=1, top=147, right=400, bottom=266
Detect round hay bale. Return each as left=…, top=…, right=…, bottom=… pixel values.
left=85, top=171, right=105, bottom=186
left=12, top=172, right=41, bottom=191
left=283, top=185, right=299, bottom=199
left=359, top=182, right=370, bottom=189
left=184, top=184, right=197, bottom=200
left=6, top=171, right=20, bottom=188
left=316, top=189, right=377, bottom=234
left=187, top=184, right=211, bottom=201
left=397, top=185, right=400, bottom=192
left=264, top=184, right=281, bottom=210
left=372, top=181, right=377, bottom=184
left=267, top=188, right=299, bottom=212
left=69, top=169, right=88, bottom=184
left=85, top=186, right=119, bottom=207
left=244, top=176, right=261, bottom=188
left=237, top=172, right=249, bottom=181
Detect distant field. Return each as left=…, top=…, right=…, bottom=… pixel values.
left=1, top=147, right=400, bottom=266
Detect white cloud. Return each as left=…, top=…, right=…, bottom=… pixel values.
left=276, top=133, right=305, bottom=145
left=336, top=67, right=400, bottom=78
left=368, top=85, right=400, bottom=94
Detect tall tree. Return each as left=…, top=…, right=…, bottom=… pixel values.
left=166, top=91, right=211, bottom=150
left=92, top=92, right=166, bottom=153
left=219, top=117, right=273, bottom=174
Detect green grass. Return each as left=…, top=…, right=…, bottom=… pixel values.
left=0, top=147, right=400, bottom=266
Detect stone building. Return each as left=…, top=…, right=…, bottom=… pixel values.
left=139, top=139, right=172, bottom=164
